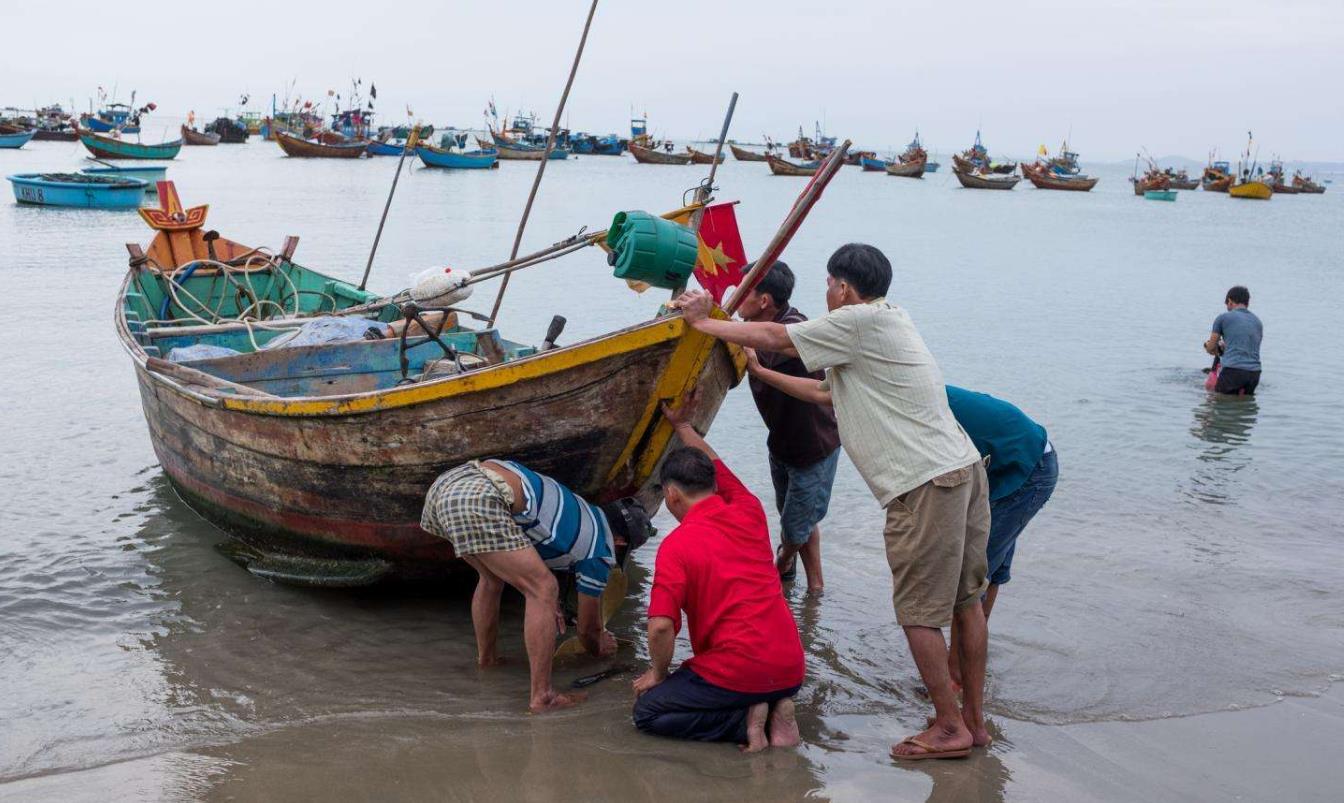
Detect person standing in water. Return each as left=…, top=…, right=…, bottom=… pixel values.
left=1204, top=285, right=1263, bottom=395
left=674, top=244, right=991, bottom=761
left=737, top=260, right=841, bottom=593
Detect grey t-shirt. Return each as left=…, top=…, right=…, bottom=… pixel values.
left=1212, top=308, right=1263, bottom=371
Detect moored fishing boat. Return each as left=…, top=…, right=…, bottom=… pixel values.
left=686, top=146, right=725, bottom=165
left=113, top=186, right=737, bottom=583
left=415, top=144, right=498, bottom=169
left=275, top=130, right=366, bottom=158
left=1163, top=169, right=1200, bottom=190
left=925, top=160, right=941, bottom=173
left=1265, top=160, right=1299, bottom=194
left=366, top=139, right=410, bottom=156
left=860, top=156, right=888, bottom=171
left=1022, top=162, right=1098, bottom=191
left=1229, top=180, right=1272, bottom=199
left=729, top=143, right=768, bottom=162
left=492, top=139, right=570, bottom=160
left=208, top=117, right=250, bottom=144
left=81, top=101, right=147, bottom=134
left=952, top=168, right=1019, bottom=190
left=568, top=132, right=625, bottom=155
left=80, top=164, right=168, bottom=192
left=766, top=154, right=820, bottom=176
left=953, top=130, right=1016, bottom=175
left=1202, top=159, right=1233, bottom=192
left=7, top=172, right=147, bottom=208
left=78, top=127, right=183, bottom=160
left=1144, top=189, right=1177, bottom=201
left=629, top=142, right=693, bottom=165
left=1292, top=171, right=1325, bottom=194
left=0, top=129, right=36, bottom=149
left=1228, top=132, right=1272, bottom=200
left=884, top=158, right=925, bottom=178
left=181, top=125, right=221, bottom=146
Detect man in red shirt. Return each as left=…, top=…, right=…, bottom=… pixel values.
left=632, top=392, right=806, bottom=752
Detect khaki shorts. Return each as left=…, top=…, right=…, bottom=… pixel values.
left=883, top=462, right=990, bottom=628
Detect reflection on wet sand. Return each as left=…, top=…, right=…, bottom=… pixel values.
left=1186, top=392, right=1260, bottom=505
left=120, top=477, right=835, bottom=801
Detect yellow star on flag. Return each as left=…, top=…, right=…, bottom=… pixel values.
left=696, top=238, right=736, bottom=276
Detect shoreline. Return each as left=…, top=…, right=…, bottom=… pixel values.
left=7, top=681, right=1340, bottom=801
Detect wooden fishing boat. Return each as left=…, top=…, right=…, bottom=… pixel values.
left=1131, top=169, right=1171, bottom=196
left=492, top=139, right=569, bottom=160
left=1022, top=163, right=1098, bottom=191
left=78, top=128, right=182, bottom=160
left=415, top=145, right=498, bottom=169
left=82, top=102, right=143, bottom=134
left=366, top=139, right=409, bottom=156
left=843, top=150, right=875, bottom=166
left=952, top=168, right=1019, bottom=190
left=1144, top=189, right=1177, bottom=201
left=1164, top=170, right=1200, bottom=190
left=1229, top=180, right=1272, bottom=200
left=686, top=146, right=725, bottom=165
left=1292, top=173, right=1325, bottom=194
left=925, top=161, right=941, bottom=173
left=7, top=172, right=146, bottom=208
left=181, top=125, right=221, bottom=146
left=766, top=154, right=819, bottom=176
left=1202, top=161, right=1233, bottom=192
left=0, top=129, right=36, bottom=149
left=81, top=164, right=168, bottom=192
left=884, top=157, right=926, bottom=178
left=33, top=128, right=78, bottom=142
left=629, top=143, right=693, bottom=165
left=208, top=117, right=250, bottom=144
left=115, top=183, right=745, bottom=584
left=275, top=130, right=367, bottom=159
left=860, top=156, right=888, bottom=171
left=729, top=143, right=768, bottom=162
left=1265, top=162, right=1299, bottom=194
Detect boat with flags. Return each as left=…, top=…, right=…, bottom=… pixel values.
left=884, top=131, right=928, bottom=178
left=81, top=91, right=154, bottom=134
left=113, top=133, right=853, bottom=584
left=951, top=130, right=1016, bottom=175
left=1228, top=131, right=1272, bottom=200
left=1202, top=153, right=1234, bottom=192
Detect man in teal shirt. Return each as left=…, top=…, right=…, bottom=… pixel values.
left=944, top=386, right=1057, bottom=685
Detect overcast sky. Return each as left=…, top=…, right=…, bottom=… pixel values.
left=4, top=0, right=1340, bottom=160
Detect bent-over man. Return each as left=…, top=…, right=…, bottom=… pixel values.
left=421, top=459, right=646, bottom=712
left=676, top=243, right=990, bottom=760
left=944, top=386, right=1058, bottom=686
left=1204, top=285, right=1263, bottom=395
left=632, top=392, right=806, bottom=752
left=738, top=260, right=841, bottom=592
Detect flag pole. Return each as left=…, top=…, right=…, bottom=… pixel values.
left=671, top=92, right=738, bottom=298
left=360, top=124, right=419, bottom=290
left=487, top=0, right=600, bottom=328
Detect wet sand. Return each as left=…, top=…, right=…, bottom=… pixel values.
left=8, top=683, right=1340, bottom=801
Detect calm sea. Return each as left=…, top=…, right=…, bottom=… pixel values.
left=2, top=133, right=1341, bottom=800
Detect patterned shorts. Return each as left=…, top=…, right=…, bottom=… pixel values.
left=420, top=463, right=529, bottom=557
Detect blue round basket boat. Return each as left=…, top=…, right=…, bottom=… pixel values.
left=7, top=172, right=148, bottom=209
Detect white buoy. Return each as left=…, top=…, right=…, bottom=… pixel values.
left=409, top=266, right=473, bottom=308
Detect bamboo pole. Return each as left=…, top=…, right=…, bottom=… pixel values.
left=360, top=125, right=419, bottom=290
left=487, top=0, right=600, bottom=328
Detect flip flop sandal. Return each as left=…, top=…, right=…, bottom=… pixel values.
left=776, top=545, right=798, bottom=582
left=925, top=716, right=992, bottom=747
left=891, top=736, right=972, bottom=761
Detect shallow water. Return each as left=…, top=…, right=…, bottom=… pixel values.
left=2, top=136, right=1342, bottom=799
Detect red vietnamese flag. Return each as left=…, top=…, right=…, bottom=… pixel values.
left=693, top=202, right=748, bottom=303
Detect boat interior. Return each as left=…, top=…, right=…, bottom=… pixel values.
left=123, top=254, right=537, bottom=399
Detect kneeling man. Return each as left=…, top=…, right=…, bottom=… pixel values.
left=421, top=458, right=645, bottom=712
left=632, top=393, right=806, bottom=751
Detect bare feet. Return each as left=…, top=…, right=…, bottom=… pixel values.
left=740, top=702, right=770, bottom=752
left=926, top=712, right=991, bottom=747
left=891, top=718, right=972, bottom=760
left=529, top=689, right=587, bottom=713
left=767, top=698, right=800, bottom=748
left=478, top=654, right=507, bottom=668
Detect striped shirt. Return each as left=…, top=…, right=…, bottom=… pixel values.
left=787, top=298, right=980, bottom=506
left=490, top=461, right=615, bottom=597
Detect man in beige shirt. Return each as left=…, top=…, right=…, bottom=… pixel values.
left=674, top=243, right=991, bottom=760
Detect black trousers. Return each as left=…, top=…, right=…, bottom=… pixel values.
left=633, top=667, right=800, bottom=743
left=1215, top=366, right=1261, bottom=395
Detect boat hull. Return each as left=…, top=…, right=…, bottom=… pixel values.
left=1023, top=165, right=1098, bottom=191
left=79, top=130, right=182, bottom=160
left=860, top=156, right=888, bottom=171
left=415, top=146, right=498, bottom=169
left=628, top=143, right=692, bottom=164
left=121, top=303, right=740, bottom=577
left=83, top=116, right=140, bottom=134
left=366, top=140, right=409, bottom=156
left=181, top=126, right=221, bottom=146
left=0, top=130, right=36, bottom=149
left=885, top=158, right=926, bottom=178
left=33, top=129, right=79, bottom=141
left=275, top=131, right=366, bottom=158
left=729, top=144, right=768, bottom=162
left=766, top=154, right=819, bottom=176
left=80, top=165, right=167, bottom=192
left=952, top=169, right=1019, bottom=190
left=1229, top=181, right=1272, bottom=200
left=1143, top=190, right=1177, bottom=201
left=686, top=147, right=725, bottom=165
left=8, top=173, right=146, bottom=208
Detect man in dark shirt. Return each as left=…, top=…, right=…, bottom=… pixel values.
left=737, top=261, right=841, bottom=593
left=1204, top=285, right=1263, bottom=395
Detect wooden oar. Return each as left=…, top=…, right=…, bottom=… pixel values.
left=554, top=566, right=627, bottom=658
